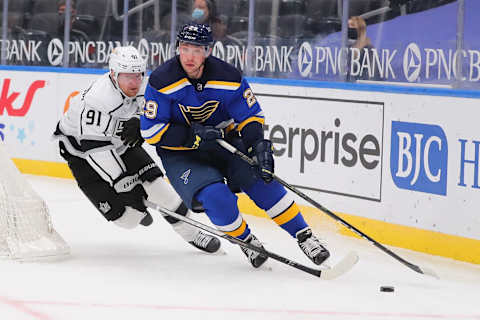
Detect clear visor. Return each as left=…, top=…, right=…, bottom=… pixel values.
left=178, top=42, right=209, bottom=56
left=117, top=73, right=143, bottom=82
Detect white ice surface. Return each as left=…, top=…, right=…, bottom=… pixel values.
left=0, top=175, right=478, bottom=320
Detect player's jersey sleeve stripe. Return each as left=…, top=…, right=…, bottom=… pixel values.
left=205, top=80, right=241, bottom=90
left=236, top=116, right=265, bottom=132
left=141, top=123, right=167, bottom=139
left=144, top=123, right=170, bottom=145
left=159, top=78, right=190, bottom=94
left=160, top=146, right=196, bottom=151
left=215, top=119, right=234, bottom=130
left=225, top=123, right=235, bottom=133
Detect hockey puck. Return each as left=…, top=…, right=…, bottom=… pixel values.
left=380, top=286, right=394, bottom=292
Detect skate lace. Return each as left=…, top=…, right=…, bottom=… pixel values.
left=299, top=236, right=326, bottom=258
left=193, top=232, right=212, bottom=249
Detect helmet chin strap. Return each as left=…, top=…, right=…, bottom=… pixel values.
left=191, top=62, right=205, bottom=79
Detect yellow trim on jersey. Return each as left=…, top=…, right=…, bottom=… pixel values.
left=145, top=123, right=170, bottom=145
left=236, top=116, right=265, bottom=132
left=206, top=80, right=240, bottom=86
left=160, top=146, right=195, bottom=151
left=273, top=203, right=300, bottom=225
left=225, top=123, right=235, bottom=134
left=205, top=80, right=241, bottom=90
left=225, top=220, right=247, bottom=237
left=159, top=78, right=189, bottom=94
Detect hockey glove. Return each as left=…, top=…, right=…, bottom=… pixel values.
left=113, top=174, right=148, bottom=212
left=120, top=117, right=144, bottom=147
left=188, top=122, right=224, bottom=150
left=252, top=139, right=274, bottom=183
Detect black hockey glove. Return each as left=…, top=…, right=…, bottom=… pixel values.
left=113, top=174, right=148, bottom=212
left=252, top=139, right=275, bottom=183
left=119, top=184, right=148, bottom=211
left=120, top=117, right=144, bottom=147
left=187, top=122, right=224, bottom=150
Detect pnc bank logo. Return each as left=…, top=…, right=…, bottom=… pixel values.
left=47, top=38, right=64, bottom=66
left=390, top=121, right=448, bottom=195
left=297, top=42, right=313, bottom=77
left=0, top=79, right=46, bottom=116
left=403, top=43, right=422, bottom=82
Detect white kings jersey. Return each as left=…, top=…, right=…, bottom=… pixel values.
left=55, top=72, right=147, bottom=185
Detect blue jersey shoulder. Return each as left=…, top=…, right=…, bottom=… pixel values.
left=205, top=56, right=242, bottom=83
left=149, top=55, right=243, bottom=90
left=148, top=56, right=185, bottom=90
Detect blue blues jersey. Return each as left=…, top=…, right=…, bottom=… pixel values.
left=142, top=56, right=310, bottom=241
left=141, top=56, right=264, bottom=150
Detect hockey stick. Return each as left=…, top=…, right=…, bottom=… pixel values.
left=216, top=139, right=439, bottom=279
left=145, top=199, right=358, bottom=279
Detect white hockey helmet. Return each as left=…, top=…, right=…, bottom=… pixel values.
left=109, top=46, right=146, bottom=84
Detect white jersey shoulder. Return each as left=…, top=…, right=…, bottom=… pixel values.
left=83, top=73, right=124, bottom=114
left=58, top=73, right=147, bottom=158
left=60, top=73, right=146, bottom=139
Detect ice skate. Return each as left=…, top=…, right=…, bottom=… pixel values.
left=240, top=234, right=268, bottom=268
left=296, top=228, right=330, bottom=265
left=140, top=212, right=153, bottom=226
left=189, top=230, right=221, bottom=253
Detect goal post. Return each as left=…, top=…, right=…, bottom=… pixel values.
left=0, top=142, right=70, bottom=261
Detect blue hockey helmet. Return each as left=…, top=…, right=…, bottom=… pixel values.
left=176, top=23, right=214, bottom=47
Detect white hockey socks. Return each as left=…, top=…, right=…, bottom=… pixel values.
left=143, top=178, right=182, bottom=212
left=114, top=207, right=147, bottom=229
left=143, top=178, right=197, bottom=241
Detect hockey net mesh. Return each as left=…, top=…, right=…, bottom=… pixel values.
left=0, top=143, right=70, bottom=261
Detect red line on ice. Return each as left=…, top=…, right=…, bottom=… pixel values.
left=0, top=296, right=53, bottom=320
left=11, top=299, right=480, bottom=319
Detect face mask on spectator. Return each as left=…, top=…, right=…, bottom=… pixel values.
left=192, top=8, right=205, bottom=21
left=348, top=27, right=358, bottom=40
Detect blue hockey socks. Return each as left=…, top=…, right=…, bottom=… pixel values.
left=196, top=182, right=251, bottom=240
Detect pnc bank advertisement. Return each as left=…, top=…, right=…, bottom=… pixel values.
left=1, top=1, right=479, bottom=88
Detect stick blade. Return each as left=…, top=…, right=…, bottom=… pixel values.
left=420, top=265, right=440, bottom=279
left=321, top=251, right=359, bottom=280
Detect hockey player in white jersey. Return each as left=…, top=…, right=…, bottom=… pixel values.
left=54, top=46, right=221, bottom=253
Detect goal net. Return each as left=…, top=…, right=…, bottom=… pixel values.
left=0, top=142, right=70, bottom=261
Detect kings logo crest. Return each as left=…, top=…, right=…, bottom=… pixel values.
left=179, top=100, right=219, bottom=125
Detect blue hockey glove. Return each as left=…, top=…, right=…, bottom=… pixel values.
left=120, top=117, right=144, bottom=147
left=188, top=122, right=224, bottom=150
left=253, top=139, right=274, bottom=183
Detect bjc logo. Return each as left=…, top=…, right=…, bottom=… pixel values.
left=0, top=79, right=46, bottom=116
left=390, top=121, right=448, bottom=195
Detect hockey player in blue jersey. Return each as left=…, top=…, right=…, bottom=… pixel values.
left=141, top=23, right=330, bottom=268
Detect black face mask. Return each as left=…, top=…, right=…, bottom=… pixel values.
left=348, top=27, right=358, bottom=40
